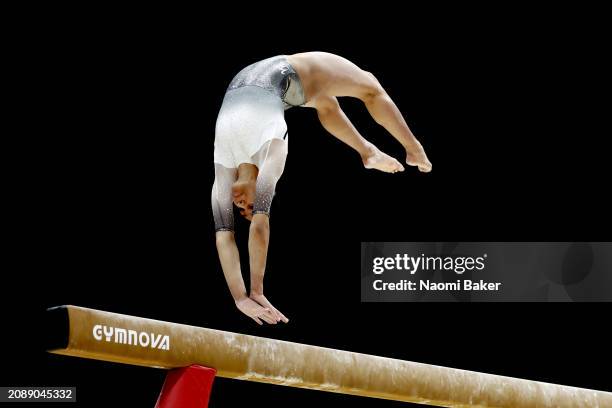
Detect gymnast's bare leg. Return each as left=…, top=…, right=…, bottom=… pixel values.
left=288, top=52, right=432, bottom=172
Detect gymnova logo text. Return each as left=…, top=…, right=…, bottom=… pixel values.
left=92, top=324, right=170, bottom=350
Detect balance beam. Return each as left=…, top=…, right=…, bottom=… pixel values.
left=46, top=305, right=612, bottom=407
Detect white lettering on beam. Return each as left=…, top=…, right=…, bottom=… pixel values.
left=91, top=324, right=170, bottom=350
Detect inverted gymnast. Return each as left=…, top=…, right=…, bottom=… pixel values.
left=212, top=52, right=432, bottom=325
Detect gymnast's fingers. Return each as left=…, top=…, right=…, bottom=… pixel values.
left=258, top=311, right=277, bottom=325
left=276, top=309, right=289, bottom=323
left=251, top=316, right=263, bottom=325
left=265, top=306, right=281, bottom=322
left=268, top=305, right=287, bottom=323
left=262, top=307, right=276, bottom=319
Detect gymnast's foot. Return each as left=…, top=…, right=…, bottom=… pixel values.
left=235, top=297, right=277, bottom=325
left=362, top=145, right=404, bottom=173
left=405, top=140, right=432, bottom=173
left=250, top=293, right=289, bottom=323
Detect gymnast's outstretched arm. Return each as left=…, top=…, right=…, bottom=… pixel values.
left=212, top=169, right=277, bottom=325
left=214, top=231, right=275, bottom=325
left=248, top=214, right=269, bottom=296
left=247, top=139, right=289, bottom=323
left=214, top=231, right=246, bottom=301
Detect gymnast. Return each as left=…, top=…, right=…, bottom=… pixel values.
left=212, top=52, right=432, bottom=325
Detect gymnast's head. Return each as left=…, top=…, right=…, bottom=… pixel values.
left=232, top=163, right=258, bottom=221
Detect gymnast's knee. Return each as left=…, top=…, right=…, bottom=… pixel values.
left=360, top=72, right=387, bottom=104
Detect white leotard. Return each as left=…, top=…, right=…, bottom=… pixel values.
left=211, top=56, right=305, bottom=232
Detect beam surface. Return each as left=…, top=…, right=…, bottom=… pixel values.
left=46, top=306, right=612, bottom=407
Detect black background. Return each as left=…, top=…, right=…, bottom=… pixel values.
left=4, top=4, right=611, bottom=407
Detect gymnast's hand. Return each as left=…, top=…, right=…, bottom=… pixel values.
left=250, top=293, right=289, bottom=323
left=235, top=297, right=278, bottom=325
